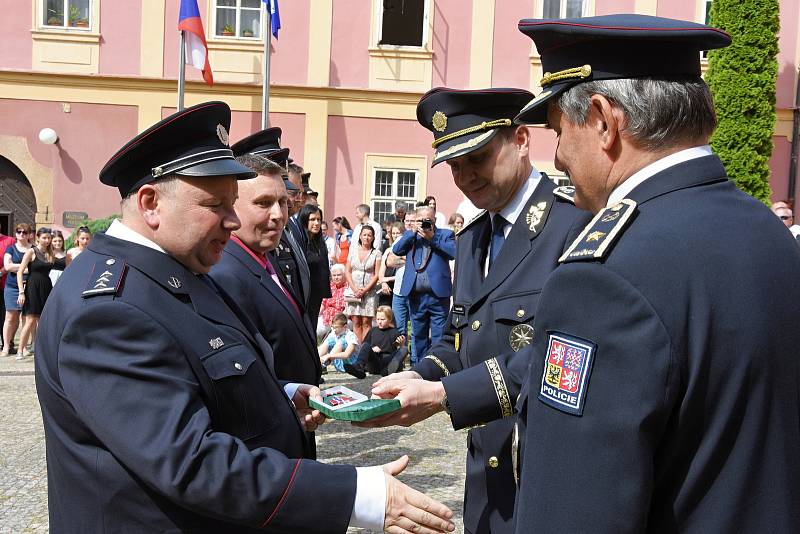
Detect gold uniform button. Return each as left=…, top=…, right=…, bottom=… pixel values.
left=471, top=320, right=481, bottom=331
left=516, top=309, right=525, bottom=318
left=488, top=456, right=499, bottom=468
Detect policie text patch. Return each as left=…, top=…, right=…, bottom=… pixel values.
left=538, top=332, right=596, bottom=416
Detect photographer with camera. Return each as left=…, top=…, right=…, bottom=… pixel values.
left=392, top=205, right=455, bottom=365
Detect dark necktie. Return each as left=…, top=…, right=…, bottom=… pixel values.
left=490, top=214, right=508, bottom=268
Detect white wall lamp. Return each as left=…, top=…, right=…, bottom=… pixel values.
left=38, top=127, right=59, bottom=145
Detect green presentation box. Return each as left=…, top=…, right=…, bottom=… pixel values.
left=310, top=397, right=401, bottom=422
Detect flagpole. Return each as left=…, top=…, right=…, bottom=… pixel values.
left=178, top=30, right=186, bottom=111
left=262, top=5, right=271, bottom=129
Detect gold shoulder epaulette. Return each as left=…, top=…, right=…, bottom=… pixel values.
left=553, top=185, right=576, bottom=204
left=559, top=199, right=637, bottom=263
left=457, top=210, right=488, bottom=235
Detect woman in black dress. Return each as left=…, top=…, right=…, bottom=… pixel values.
left=299, top=205, right=331, bottom=331
left=16, top=228, right=70, bottom=358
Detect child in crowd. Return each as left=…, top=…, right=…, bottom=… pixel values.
left=318, top=313, right=360, bottom=377
left=344, top=306, right=407, bottom=379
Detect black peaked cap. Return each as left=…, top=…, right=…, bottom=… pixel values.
left=100, top=101, right=256, bottom=197
left=231, top=126, right=291, bottom=166
left=417, top=87, right=533, bottom=167
left=515, top=14, right=731, bottom=124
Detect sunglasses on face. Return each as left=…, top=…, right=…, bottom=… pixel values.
left=779, top=215, right=793, bottom=220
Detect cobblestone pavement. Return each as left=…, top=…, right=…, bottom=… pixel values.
left=0, top=356, right=467, bottom=533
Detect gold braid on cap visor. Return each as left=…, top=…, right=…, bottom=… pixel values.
left=431, top=119, right=513, bottom=149
left=539, top=64, right=592, bottom=87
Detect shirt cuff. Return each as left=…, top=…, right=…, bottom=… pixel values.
left=283, top=382, right=301, bottom=402
left=349, top=466, right=386, bottom=531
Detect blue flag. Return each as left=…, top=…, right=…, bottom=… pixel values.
left=264, top=0, right=281, bottom=39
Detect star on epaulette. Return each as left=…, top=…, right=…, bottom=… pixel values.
left=553, top=185, right=576, bottom=203
left=82, top=258, right=127, bottom=298
left=559, top=199, right=637, bottom=263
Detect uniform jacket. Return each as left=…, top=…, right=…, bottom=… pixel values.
left=413, top=176, right=586, bottom=534
left=210, top=239, right=321, bottom=386
left=35, top=233, right=356, bottom=533
left=393, top=228, right=456, bottom=299
left=270, top=232, right=309, bottom=310
left=514, top=155, right=800, bottom=532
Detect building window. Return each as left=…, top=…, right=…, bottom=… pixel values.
left=543, top=0, right=586, bottom=18
left=378, top=0, right=427, bottom=47
left=215, top=0, right=262, bottom=39
left=42, top=0, right=91, bottom=29
left=371, top=168, right=418, bottom=223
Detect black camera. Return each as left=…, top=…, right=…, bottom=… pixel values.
left=420, top=218, right=434, bottom=230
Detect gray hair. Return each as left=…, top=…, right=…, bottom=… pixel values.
left=416, top=205, right=435, bottom=218
left=330, top=263, right=346, bottom=274
left=235, top=154, right=284, bottom=175
left=556, top=77, right=717, bottom=150
left=356, top=204, right=370, bottom=216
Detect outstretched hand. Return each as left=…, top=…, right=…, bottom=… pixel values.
left=382, top=455, right=455, bottom=534
left=353, top=378, right=445, bottom=428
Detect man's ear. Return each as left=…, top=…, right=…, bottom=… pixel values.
left=514, top=124, right=531, bottom=158
left=137, top=184, right=160, bottom=230
left=587, top=94, right=622, bottom=152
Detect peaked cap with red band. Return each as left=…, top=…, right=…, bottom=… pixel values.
left=514, top=14, right=732, bottom=125
left=231, top=126, right=291, bottom=167
left=100, top=101, right=255, bottom=197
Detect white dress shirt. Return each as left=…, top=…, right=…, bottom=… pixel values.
left=606, top=145, right=713, bottom=207
left=484, top=166, right=543, bottom=275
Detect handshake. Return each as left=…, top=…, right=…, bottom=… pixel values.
left=292, top=384, right=455, bottom=534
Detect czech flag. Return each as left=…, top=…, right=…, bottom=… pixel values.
left=178, top=0, right=213, bottom=86
left=264, top=0, right=281, bottom=39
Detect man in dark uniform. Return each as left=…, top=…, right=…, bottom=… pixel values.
left=359, top=89, right=585, bottom=534
left=230, top=129, right=311, bottom=308
left=209, top=151, right=322, bottom=454
left=510, top=15, right=800, bottom=532
left=34, top=102, right=455, bottom=533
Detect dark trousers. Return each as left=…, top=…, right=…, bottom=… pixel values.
left=354, top=343, right=407, bottom=376
left=408, top=292, right=449, bottom=365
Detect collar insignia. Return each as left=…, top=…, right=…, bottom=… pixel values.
left=526, top=201, right=548, bottom=232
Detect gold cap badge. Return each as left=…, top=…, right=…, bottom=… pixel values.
left=432, top=111, right=448, bottom=132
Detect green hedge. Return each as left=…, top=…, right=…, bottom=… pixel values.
left=64, top=214, right=118, bottom=250
left=706, top=0, right=780, bottom=204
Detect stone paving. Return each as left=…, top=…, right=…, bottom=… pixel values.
left=0, top=355, right=467, bottom=533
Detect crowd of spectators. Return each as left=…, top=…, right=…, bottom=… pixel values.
left=312, top=196, right=463, bottom=377
left=0, top=224, right=90, bottom=359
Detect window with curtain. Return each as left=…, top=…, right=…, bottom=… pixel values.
left=42, top=0, right=91, bottom=29
left=215, top=0, right=262, bottom=39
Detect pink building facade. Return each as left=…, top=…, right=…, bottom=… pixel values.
left=0, top=0, right=798, bottom=236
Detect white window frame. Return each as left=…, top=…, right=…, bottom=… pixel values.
left=542, top=0, right=590, bottom=19
left=370, top=168, right=420, bottom=223
left=40, top=0, right=93, bottom=31
left=212, top=0, right=264, bottom=40
left=372, top=0, right=431, bottom=50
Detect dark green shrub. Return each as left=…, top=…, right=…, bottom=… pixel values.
left=706, top=0, right=780, bottom=204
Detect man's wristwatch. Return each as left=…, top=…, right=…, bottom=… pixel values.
left=440, top=392, right=451, bottom=415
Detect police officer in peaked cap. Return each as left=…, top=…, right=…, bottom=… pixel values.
left=35, top=101, right=455, bottom=533
left=508, top=14, right=800, bottom=533
left=358, top=87, right=586, bottom=534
